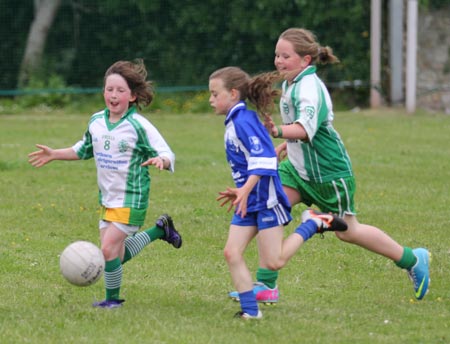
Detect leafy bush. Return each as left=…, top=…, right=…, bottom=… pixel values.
left=18, top=74, right=73, bottom=108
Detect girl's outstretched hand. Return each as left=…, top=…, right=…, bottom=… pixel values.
left=217, top=188, right=236, bottom=213
left=28, top=144, right=54, bottom=168
left=217, top=187, right=249, bottom=218
left=141, top=156, right=166, bottom=170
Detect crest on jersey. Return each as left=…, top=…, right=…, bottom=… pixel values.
left=282, top=102, right=289, bottom=115
left=118, top=140, right=129, bottom=153
left=226, top=138, right=240, bottom=153
left=249, top=136, right=263, bottom=154
left=305, top=106, right=315, bottom=119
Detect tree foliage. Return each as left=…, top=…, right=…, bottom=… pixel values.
left=1, top=0, right=446, bottom=94
left=0, top=0, right=33, bottom=89
left=18, top=0, right=62, bottom=88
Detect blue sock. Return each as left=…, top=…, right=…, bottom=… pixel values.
left=294, top=219, right=318, bottom=241
left=239, top=290, right=258, bottom=316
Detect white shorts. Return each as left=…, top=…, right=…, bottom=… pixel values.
left=99, top=220, right=139, bottom=236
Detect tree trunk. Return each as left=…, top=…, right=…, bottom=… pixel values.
left=17, top=0, right=61, bottom=88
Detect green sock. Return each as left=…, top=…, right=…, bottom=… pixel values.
left=104, top=257, right=122, bottom=300
left=144, top=225, right=165, bottom=241
left=395, top=247, right=417, bottom=269
left=123, top=248, right=132, bottom=264
left=256, top=267, right=279, bottom=289
left=122, top=231, right=152, bottom=264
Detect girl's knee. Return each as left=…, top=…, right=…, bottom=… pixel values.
left=335, top=226, right=356, bottom=243
left=265, top=261, right=283, bottom=271
left=223, top=246, right=241, bottom=264
left=101, top=245, right=114, bottom=260
left=337, top=215, right=359, bottom=242
left=260, top=255, right=285, bottom=270
left=335, top=230, right=349, bottom=242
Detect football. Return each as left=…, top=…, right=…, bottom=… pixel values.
left=59, top=241, right=105, bottom=287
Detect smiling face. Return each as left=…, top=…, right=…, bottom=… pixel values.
left=274, top=38, right=311, bottom=82
left=208, top=77, right=239, bottom=116
left=103, top=73, right=136, bottom=119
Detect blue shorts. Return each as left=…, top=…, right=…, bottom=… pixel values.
left=231, top=203, right=292, bottom=230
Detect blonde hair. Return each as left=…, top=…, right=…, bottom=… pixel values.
left=209, top=66, right=282, bottom=115
left=279, top=28, right=340, bottom=65
left=104, top=59, right=153, bottom=109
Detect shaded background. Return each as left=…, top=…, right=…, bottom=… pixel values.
left=1, top=1, right=370, bottom=88
left=0, top=0, right=448, bottom=109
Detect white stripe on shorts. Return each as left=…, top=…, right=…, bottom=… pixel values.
left=273, top=203, right=289, bottom=225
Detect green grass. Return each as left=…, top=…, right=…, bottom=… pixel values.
left=0, top=108, right=449, bottom=343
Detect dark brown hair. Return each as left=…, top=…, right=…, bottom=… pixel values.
left=104, top=59, right=153, bottom=109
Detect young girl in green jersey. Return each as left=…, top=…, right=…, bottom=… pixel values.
left=28, top=59, right=182, bottom=308
left=256, top=27, right=430, bottom=301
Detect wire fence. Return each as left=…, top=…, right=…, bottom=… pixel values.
left=1, top=1, right=448, bottom=111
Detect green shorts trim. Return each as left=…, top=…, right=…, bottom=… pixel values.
left=279, top=160, right=356, bottom=216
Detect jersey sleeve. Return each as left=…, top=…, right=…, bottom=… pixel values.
left=72, top=128, right=94, bottom=160
left=293, top=77, right=322, bottom=141
left=135, top=115, right=175, bottom=172
left=235, top=113, right=277, bottom=177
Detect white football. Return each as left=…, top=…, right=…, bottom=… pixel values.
left=59, top=241, right=105, bottom=287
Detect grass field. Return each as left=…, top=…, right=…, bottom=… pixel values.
left=1, top=108, right=449, bottom=343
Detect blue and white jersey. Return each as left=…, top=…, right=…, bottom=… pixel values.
left=224, top=101, right=290, bottom=212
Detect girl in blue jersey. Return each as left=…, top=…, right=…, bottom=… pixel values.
left=29, top=59, right=182, bottom=308
left=209, top=66, right=347, bottom=319
left=262, top=28, right=430, bottom=301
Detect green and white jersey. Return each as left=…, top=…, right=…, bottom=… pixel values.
left=280, top=65, right=352, bottom=183
left=72, top=106, right=175, bottom=209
